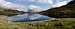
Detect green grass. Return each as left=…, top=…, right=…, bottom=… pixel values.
left=7, top=17, right=75, bottom=29
left=14, top=18, right=75, bottom=29
left=0, top=16, right=75, bottom=29
left=0, top=15, right=75, bottom=29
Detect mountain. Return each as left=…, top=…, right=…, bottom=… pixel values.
left=40, top=0, right=75, bottom=18
left=0, top=8, right=25, bottom=16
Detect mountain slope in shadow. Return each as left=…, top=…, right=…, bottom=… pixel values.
left=40, top=0, right=75, bottom=18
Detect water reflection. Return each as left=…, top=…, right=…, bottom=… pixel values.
left=8, top=14, right=51, bottom=22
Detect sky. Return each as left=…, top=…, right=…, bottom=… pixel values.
left=0, top=0, right=73, bottom=12
left=6, top=0, right=50, bottom=10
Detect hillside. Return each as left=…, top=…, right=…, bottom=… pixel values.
left=0, top=15, right=16, bottom=29
left=40, top=0, right=75, bottom=18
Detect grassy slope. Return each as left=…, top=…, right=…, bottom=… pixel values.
left=15, top=18, right=75, bottom=29
left=0, top=15, right=15, bottom=29
left=0, top=15, right=75, bottom=29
